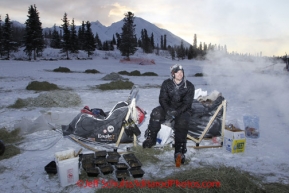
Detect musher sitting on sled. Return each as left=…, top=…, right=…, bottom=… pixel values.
left=143, top=64, right=195, bottom=164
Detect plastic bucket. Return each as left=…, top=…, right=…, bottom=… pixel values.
left=55, top=149, right=79, bottom=187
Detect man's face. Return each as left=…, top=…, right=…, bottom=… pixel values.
left=174, top=70, right=183, bottom=81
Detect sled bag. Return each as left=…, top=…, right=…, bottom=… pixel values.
left=62, top=101, right=133, bottom=143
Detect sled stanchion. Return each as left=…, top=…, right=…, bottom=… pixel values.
left=115, top=126, right=125, bottom=147
left=133, top=134, right=137, bottom=147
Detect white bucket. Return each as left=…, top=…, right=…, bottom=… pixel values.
left=55, top=149, right=79, bottom=187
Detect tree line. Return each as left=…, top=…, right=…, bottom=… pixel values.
left=0, top=4, right=227, bottom=60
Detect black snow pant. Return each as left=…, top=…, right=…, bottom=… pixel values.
left=148, top=106, right=191, bottom=144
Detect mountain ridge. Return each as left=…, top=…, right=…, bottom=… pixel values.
left=44, top=16, right=192, bottom=48
left=10, top=16, right=192, bottom=48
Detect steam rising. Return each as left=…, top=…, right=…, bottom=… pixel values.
left=203, top=51, right=289, bottom=133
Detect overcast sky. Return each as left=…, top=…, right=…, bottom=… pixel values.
left=1, top=0, right=288, bottom=57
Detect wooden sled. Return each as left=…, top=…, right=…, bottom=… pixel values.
left=187, top=100, right=227, bottom=149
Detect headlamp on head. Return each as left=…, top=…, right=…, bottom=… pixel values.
left=170, top=64, right=183, bottom=74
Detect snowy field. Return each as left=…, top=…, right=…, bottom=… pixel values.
left=0, top=49, right=288, bottom=192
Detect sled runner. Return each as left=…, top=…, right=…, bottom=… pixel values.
left=61, top=85, right=145, bottom=150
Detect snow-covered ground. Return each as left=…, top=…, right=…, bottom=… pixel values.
left=0, top=49, right=288, bottom=192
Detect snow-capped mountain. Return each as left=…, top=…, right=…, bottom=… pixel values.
left=97, top=17, right=191, bottom=48
left=4, top=20, right=26, bottom=28
left=43, top=17, right=192, bottom=48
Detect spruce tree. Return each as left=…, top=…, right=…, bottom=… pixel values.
left=160, top=35, right=163, bottom=50
left=193, top=34, right=197, bottom=48
left=102, top=41, right=110, bottom=51
left=170, top=46, right=175, bottom=60
left=140, top=29, right=144, bottom=49
left=141, top=29, right=152, bottom=53
left=119, top=11, right=137, bottom=60
left=185, top=47, right=189, bottom=58
left=203, top=42, right=208, bottom=52
left=83, top=21, right=96, bottom=57
left=177, top=40, right=185, bottom=60
left=11, top=26, right=25, bottom=48
left=50, top=24, right=61, bottom=48
left=192, top=45, right=198, bottom=58
left=199, top=42, right=202, bottom=51
left=188, top=45, right=193, bottom=60
left=60, top=12, right=70, bottom=59
left=24, top=5, right=44, bottom=60
left=137, top=38, right=142, bottom=48
left=0, top=16, right=3, bottom=58
left=134, top=35, right=138, bottom=47
left=70, top=18, right=78, bottom=53
left=164, top=34, right=167, bottom=50
left=109, top=41, right=114, bottom=50
left=94, top=33, right=102, bottom=50
left=77, top=21, right=85, bottom=50
left=47, top=30, right=52, bottom=38
left=112, top=35, right=116, bottom=45
left=115, top=33, right=121, bottom=49
left=2, top=14, right=14, bottom=59
left=141, top=29, right=145, bottom=52
left=150, top=33, right=155, bottom=49
left=156, top=43, right=160, bottom=55
left=146, top=30, right=152, bottom=53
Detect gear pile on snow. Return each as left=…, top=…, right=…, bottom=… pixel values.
left=188, top=91, right=225, bottom=138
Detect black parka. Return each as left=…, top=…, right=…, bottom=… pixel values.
left=159, top=78, right=195, bottom=116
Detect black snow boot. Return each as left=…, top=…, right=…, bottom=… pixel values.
left=142, top=129, right=158, bottom=148
left=174, top=143, right=187, bottom=164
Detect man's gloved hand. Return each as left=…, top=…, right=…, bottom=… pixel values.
left=165, top=109, right=178, bottom=120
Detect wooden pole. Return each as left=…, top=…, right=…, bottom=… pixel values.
left=70, top=136, right=98, bottom=152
